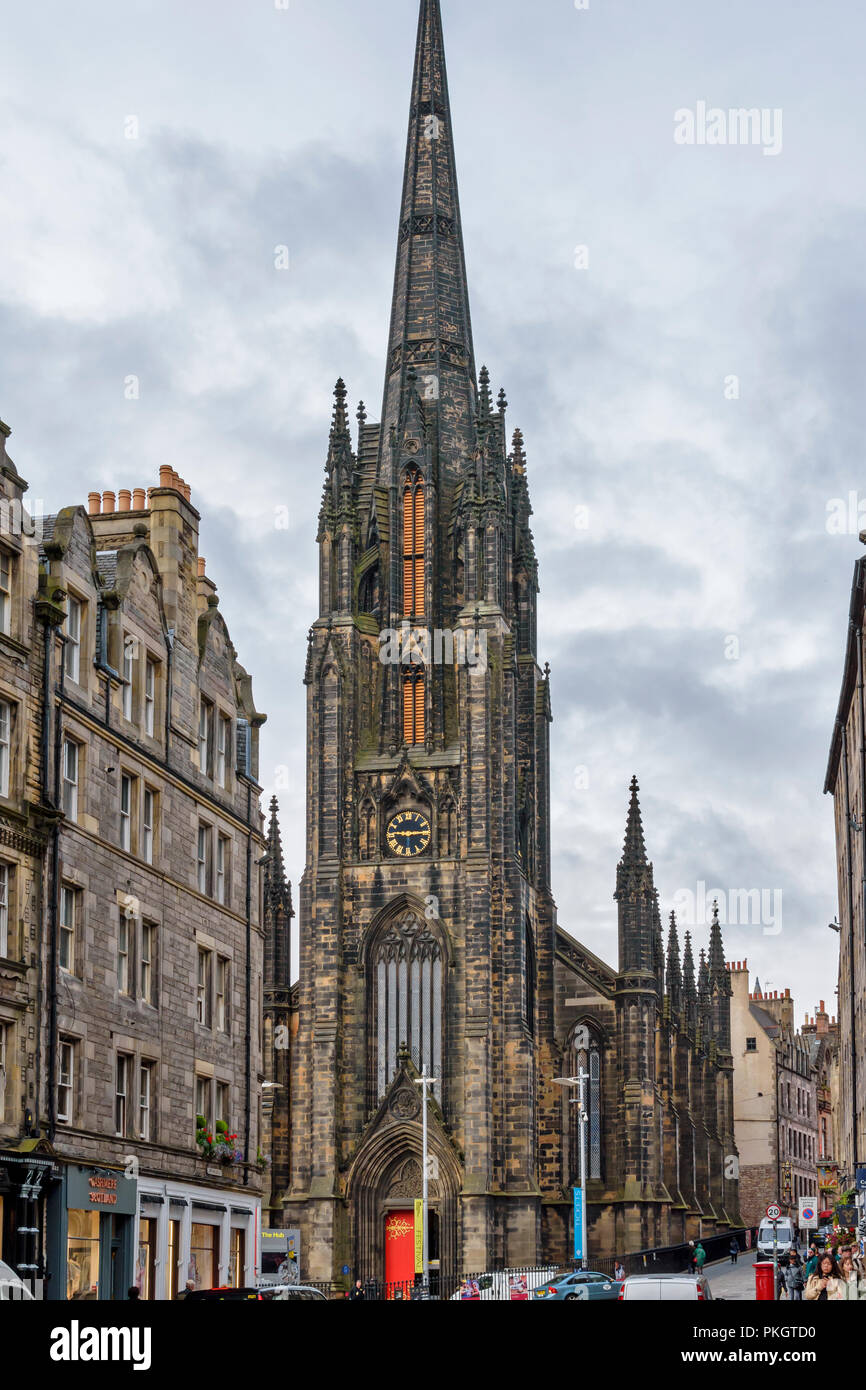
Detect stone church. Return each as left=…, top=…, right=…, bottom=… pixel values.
left=266, top=0, right=741, bottom=1285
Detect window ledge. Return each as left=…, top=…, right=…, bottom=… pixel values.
left=0, top=632, right=29, bottom=659
left=0, top=955, right=27, bottom=976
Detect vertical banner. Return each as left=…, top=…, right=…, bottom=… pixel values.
left=573, top=1187, right=584, bottom=1261
left=414, top=1199, right=424, bottom=1274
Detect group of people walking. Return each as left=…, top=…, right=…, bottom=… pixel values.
left=778, top=1244, right=865, bottom=1301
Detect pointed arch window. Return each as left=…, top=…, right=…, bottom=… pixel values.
left=523, top=916, right=536, bottom=1034
left=402, top=669, right=425, bottom=746
left=568, top=1026, right=602, bottom=1183
left=402, top=467, right=425, bottom=618
left=370, top=909, right=443, bottom=1104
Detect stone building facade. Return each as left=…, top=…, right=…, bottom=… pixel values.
left=825, top=550, right=866, bottom=1207
left=802, top=1001, right=841, bottom=1219
left=0, top=421, right=54, bottom=1283
left=730, top=964, right=819, bottom=1227
left=0, top=434, right=268, bottom=1297
left=277, top=0, right=741, bottom=1288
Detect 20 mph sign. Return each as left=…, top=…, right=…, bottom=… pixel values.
left=766, top=1203, right=782, bottom=1221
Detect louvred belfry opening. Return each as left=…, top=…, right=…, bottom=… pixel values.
left=402, top=467, right=425, bottom=618
left=402, top=668, right=425, bottom=746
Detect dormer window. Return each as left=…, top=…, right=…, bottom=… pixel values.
left=0, top=551, right=11, bottom=637
left=64, top=597, right=82, bottom=683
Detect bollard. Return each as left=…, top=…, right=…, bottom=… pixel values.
left=754, top=1261, right=776, bottom=1301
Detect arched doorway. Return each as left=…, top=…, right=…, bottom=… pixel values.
left=347, top=1111, right=461, bottom=1295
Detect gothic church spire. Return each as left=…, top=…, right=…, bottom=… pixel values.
left=378, top=0, right=477, bottom=481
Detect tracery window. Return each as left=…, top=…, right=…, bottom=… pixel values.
left=568, top=1026, right=602, bottom=1183
left=371, top=910, right=443, bottom=1102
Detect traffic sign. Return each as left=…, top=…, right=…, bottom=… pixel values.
left=799, top=1199, right=817, bottom=1229
left=766, top=1203, right=782, bottom=1221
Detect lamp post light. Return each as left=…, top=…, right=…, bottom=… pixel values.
left=554, top=1068, right=590, bottom=1270
left=414, top=1065, right=438, bottom=1295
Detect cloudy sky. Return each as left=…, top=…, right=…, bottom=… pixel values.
left=3, top=0, right=863, bottom=1016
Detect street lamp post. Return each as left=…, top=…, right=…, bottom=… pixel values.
left=414, top=1065, right=438, bottom=1294
left=554, top=1068, right=590, bottom=1270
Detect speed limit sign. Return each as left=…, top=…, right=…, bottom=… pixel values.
left=766, top=1203, right=782, bottom=1221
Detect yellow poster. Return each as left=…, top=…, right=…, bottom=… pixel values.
left=414, top=1200, right=423, bottom=1274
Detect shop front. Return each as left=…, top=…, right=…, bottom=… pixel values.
left=135, top=1178, right=260, bottom=1299
left=45, top=1163, right=138, bottom=1301
left=0, top=1145, right=54, bottom=1296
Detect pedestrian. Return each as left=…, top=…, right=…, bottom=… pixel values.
left=804, top=1253, right=844, bottom=1301
left=838, top=1253, right=865, bottom=1301
left=176, top=1279, right=196, bottom=1300
left=694, top=1242, right=706, bottom=1273
left=729, top=1238, right=739, bottom=1265
left=686, top=1240, right=696, bottom=1274
left=127, top=1286, right=140, bottom=1301
left=804, top=1246, right=819, bottom=1280
left=781, top=1252, right=804, bottom=1301
left=349, top=1279, right=365, bottom=1301
left=614, top=1259, right=625, bottom=1282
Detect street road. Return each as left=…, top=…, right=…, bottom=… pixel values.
left=705, top=1254, right=761, bottom=1301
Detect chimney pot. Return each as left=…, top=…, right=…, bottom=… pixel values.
left=118, top=489, right=132, bottom=511
left=87, top=491, right=101, bottom=516
left=819, top=1000, right=825, bottom=1012
left=102, top=491, right=115, bottom=515
left=182, top=482, right=191, bottom=502
left=132, top=488, right=146, bottom=510
left=197, top=556, right=206, bottom=578
left=170, top=470, right=182, bottom=493
left=159, top=466, right=173, bottom=489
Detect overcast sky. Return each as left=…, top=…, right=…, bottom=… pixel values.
left=3, top=0, right=863, bottom=1018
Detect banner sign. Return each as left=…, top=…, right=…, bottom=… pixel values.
left=573, top=1187, right=584, bottom=1262
left=414, top=1199, right=423, bottom=1274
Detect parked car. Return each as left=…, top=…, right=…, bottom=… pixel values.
left=534, top=1270, right=621, bottom=1302
left=618, top=1274, right=713, bottom=1301
left=184, top=1286, right=263, bottom=1301
left=257, top=1283, right=328, bottom=1301
left=0, top=1260, right=34, bottom=1300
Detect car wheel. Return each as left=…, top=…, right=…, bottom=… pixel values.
left=564, top=1292, right=581, bottom=1301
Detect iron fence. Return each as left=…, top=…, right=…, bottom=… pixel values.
left=300, top=1230, right=759, bottom=1300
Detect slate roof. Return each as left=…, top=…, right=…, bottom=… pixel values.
left=96, top=550, right=118, bottom=590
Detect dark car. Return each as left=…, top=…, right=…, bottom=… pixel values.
left=184, top=1286, right=263, bottom=1301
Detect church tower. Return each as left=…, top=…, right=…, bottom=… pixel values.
left=286, top=0, right=556, bottom=1283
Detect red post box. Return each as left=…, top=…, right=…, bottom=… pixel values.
left=754, top=1262, right=776, bottom=1301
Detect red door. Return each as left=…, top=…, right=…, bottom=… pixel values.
left=384, top=1211, right=415, bottom=1298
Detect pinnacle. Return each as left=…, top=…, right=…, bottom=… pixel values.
left=621, top=775, right=647, bottom=868
left=331, top=378, right=350, bottom=438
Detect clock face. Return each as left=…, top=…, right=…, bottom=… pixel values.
left=386, top=810, right=431, bottom=858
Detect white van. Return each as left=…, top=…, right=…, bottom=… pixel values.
left=619, top=1274, right=713, bottom=1301
left=757, top=1218, right=796, bottom=1258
